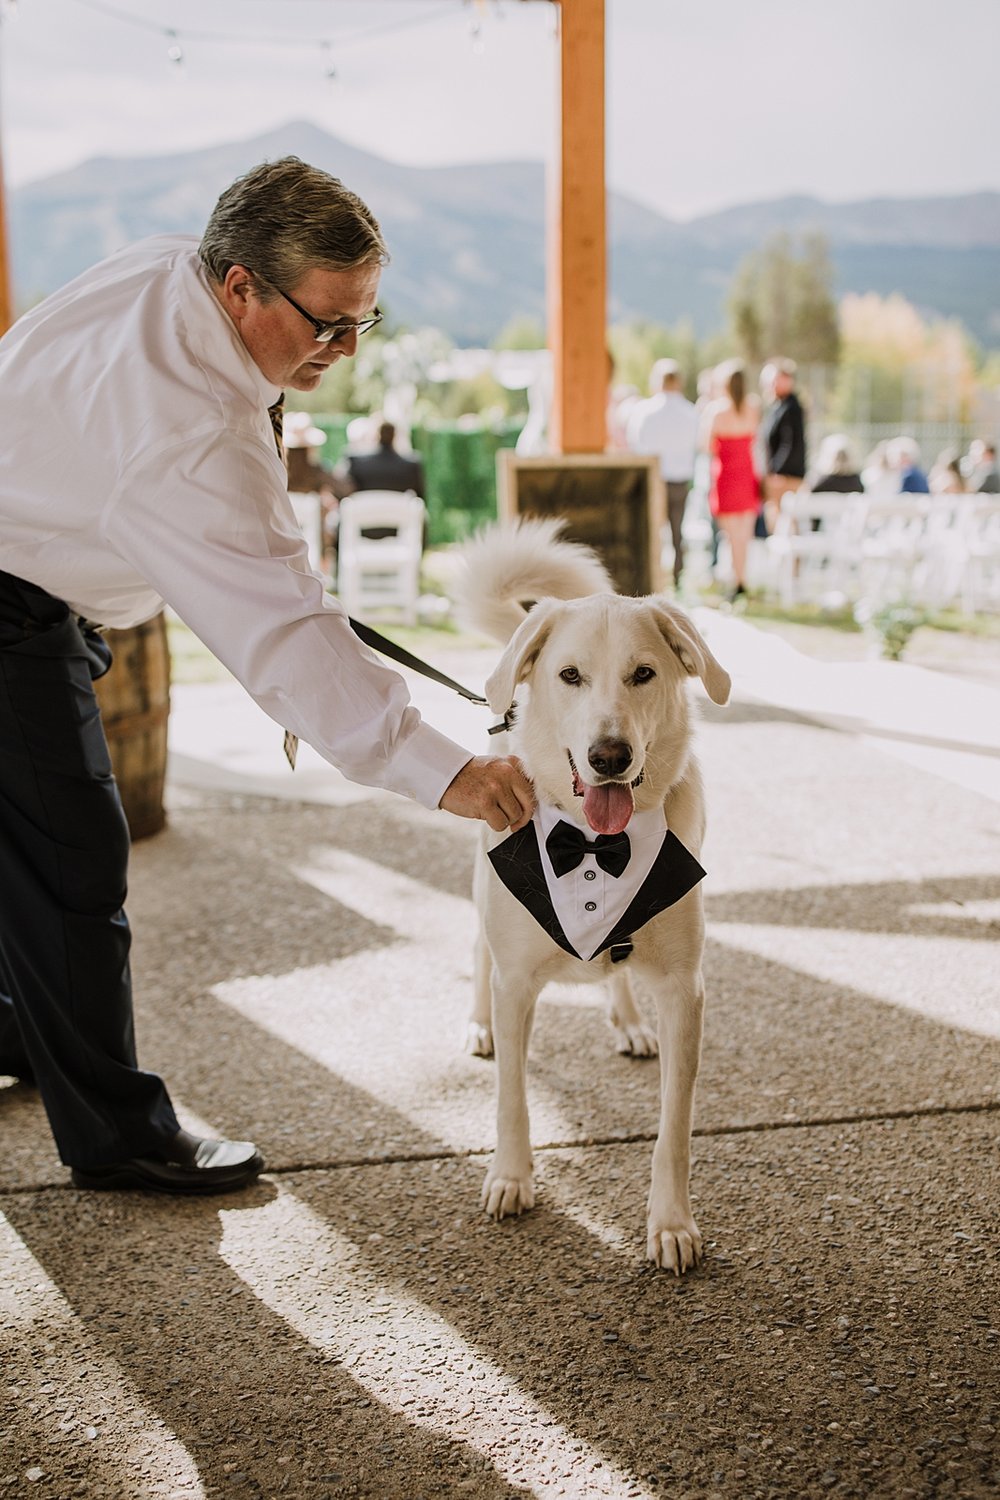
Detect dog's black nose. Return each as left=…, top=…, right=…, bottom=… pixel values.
left=588, top=739, right=633, bottom=778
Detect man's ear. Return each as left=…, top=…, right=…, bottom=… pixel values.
left=484, top=599, right=563, bottom=714
left=218, top=264, right=255, bottom=325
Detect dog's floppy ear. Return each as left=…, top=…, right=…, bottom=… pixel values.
left=484, top=598, right=562, bottom=713
left=648, top=601, right=731, bottom=705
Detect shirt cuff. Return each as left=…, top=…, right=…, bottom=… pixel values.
left=382, top=721, right=474, bottom=811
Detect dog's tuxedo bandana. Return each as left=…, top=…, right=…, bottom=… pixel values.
left=488, top=801, right=706, bottom=961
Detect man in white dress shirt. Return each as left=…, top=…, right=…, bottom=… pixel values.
left=626, top=359, right=699, bottom=588
left=0, top=156, right=533, bottom=1194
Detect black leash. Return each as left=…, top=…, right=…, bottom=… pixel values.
left=285, top=615, right=507, bottom=768
left=348, top=617, right=516, bottom=736
left=348, top=615, right=489, bottom=708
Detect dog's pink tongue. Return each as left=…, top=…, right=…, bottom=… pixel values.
left=583, top=782, right=634, bottom=835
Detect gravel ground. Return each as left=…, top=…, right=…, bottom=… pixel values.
left=2, top=610, right=998, bottom=1499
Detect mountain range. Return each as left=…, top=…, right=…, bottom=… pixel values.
left=10, top=118, right=1000, bottom=347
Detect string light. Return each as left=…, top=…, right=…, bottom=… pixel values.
left=165, top=27, right=183, bottom=67
left=67, top=0, right=464, bottom=57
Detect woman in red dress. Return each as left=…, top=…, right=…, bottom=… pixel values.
left=707, top=360, right=761, bottom=600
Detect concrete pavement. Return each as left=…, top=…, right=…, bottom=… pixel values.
left=2, top=614, right=998, bottom=1498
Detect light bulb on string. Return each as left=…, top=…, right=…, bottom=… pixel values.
left=165, top=29, right=183, bottom=67
left=320, top=39, right=336, bottom=83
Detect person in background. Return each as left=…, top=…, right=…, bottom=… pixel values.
left=706, top=359, right=761, bottom=602
left=0, top=155, right=533, bottom=1198
left=929, top=446, right=966, bottom=496
left=964, top=438, right=1000, bottom=494
left=626, top=358, right=699, bottom=588
left=805, top=434, right=865, bottom=495
left=694, top=366, right=723, bottom=575
left=760, top=358, right=807, bottom=533
left=339, top=418, right=425, bottom=496
left=888, top=436, right=930, bottom=494
left=861, top=440, right=896, bottom=496
left=282, top=410, right=341, bottom=576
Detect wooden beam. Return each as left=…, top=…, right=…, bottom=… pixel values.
left=548, top=0, right=606, bottom=454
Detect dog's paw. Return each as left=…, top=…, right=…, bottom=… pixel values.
left=646, top=1216, right=703, bottom=1276
left=610, top=1019, right=659, bottom=1058
left=464, top=1021, right=494, bottom=1058
left=482, top=1170, right=535, bottom=1220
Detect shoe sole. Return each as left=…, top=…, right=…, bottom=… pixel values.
left=70, top=1161, right=264, bottom=1196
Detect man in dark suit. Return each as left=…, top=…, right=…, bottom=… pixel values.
left=343, top=421, right=424, bottom=495
left=760, top=358, right=807, bottom=533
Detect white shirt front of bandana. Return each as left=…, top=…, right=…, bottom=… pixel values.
left=533, top=801, right=669, bottom=960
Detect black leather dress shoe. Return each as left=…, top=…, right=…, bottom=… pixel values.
left=0, top=1064, right=35, bottom=1086
left=70, top=1130, right=265, bottom=1195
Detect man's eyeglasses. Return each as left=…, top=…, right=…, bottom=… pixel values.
left=254, top=274, right=382, bottom=344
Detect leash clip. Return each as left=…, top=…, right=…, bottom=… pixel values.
left=487, top=702, right=517, bottom=737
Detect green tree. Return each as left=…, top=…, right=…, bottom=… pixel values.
left=728, top=231, right=840, bottom=367
left=608, top=319, right=702, bottom=399
left=494, top=315, right=546, bottom=351
left=832, top=292, right=977, bottom=426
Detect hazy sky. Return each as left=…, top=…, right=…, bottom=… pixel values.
left=3, top=0, right=999, bottom=219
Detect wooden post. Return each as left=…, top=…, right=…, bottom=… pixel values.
left=548, top=0, right=606, bottom=455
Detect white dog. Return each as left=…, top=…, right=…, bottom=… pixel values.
left=455, top=519, right=730, bottom=1274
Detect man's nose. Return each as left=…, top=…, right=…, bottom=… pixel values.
left=331, top=327, right=360, bottom=356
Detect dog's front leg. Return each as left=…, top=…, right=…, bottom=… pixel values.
left=482, top=971, right=539, bottom=1220
left=647, top=971, right=704, bottom=1274
left=465, top=926, right=495, bottom=1057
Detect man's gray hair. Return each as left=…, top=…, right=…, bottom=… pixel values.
left=199, top=156, right=389, bottom=297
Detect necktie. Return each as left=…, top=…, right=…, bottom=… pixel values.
left=268, top=395, right=286, bottom=462
left=267, top=393, right=299, bottom=771
left=545, top=820, right=631, bottom=879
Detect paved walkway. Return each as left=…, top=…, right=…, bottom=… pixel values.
left=2, top=616, right=998, bottom=1498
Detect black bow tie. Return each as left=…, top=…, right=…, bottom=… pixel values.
left=545, top=820, right=632, bottom=879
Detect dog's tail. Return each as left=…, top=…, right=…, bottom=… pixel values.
left=454, top=517, right=614, bottom=644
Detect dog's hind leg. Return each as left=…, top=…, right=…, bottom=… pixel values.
left=482, top=973, right=538, bottom=1220
left=606, top=970, right=658, bottom=1057
left=646, top=969, right=705, bottom=1275
left=465, top=927, right=494, bottom=1057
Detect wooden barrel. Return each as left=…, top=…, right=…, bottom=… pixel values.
left=93, top=612, right=170, bottom=840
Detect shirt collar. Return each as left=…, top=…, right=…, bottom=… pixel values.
left=177, top=252, right=283, bottom=409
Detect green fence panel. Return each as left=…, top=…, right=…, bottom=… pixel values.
left=307, top=416, right=524, bottom=545
left=411, top=420, right=523, bottom=544
left=311, top=414, right=353, bottom=466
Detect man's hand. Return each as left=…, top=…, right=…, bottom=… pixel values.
left=439, top=756, right=535, bottom=832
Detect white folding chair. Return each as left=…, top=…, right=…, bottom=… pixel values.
left=859, top=497, right=931, bottom=605
left=958, top=498, right=1000, bottom=614
left=288, top=491, right=325, bottom=577
left=336, top=491, right=426, bottom=626
left=767, top=491, right=866, bottom=606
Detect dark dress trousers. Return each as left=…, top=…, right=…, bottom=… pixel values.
left=0, top=569, right=179, bottom=1167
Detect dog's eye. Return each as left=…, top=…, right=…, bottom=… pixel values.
left=559, top=666, right=581, bottom=685
left=632, top=665, right=656, bottom=684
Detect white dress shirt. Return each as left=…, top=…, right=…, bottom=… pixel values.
left=626, top=391, right=699, bottom=483
left=0, top=235, right=470, bottom=809
left=534, top=801, right=668, bottom=960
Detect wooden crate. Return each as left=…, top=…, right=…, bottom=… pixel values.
left=496, top=452, right=665, bottom=597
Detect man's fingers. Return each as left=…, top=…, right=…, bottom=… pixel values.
left=438, top=755, right=536, bottom=830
